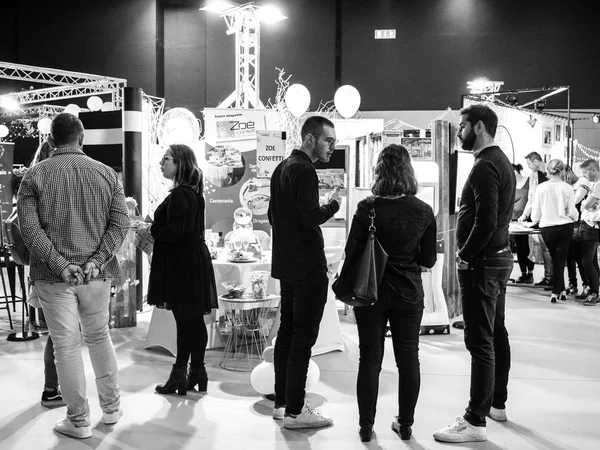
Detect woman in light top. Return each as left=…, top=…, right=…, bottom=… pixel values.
left=531, top=159, right=578, bottom=303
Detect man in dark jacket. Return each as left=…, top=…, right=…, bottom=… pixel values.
left=434, top=104, right=515, bottom=443
left=268, top=116, right=341, bottom=429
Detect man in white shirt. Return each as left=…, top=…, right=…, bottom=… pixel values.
left=518, top=152, right=553, bottom=287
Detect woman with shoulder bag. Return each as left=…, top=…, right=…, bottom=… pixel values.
left=344, top=144, right=437, bottom=442
left=147, top=144, right=218, bottom=395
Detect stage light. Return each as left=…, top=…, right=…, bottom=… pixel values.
left=0, top=96, right=20, bottom=111
left=534, top=100, right=546, bottom=111
left=506, top=95, right=519, bottom=106
left=527, top=116, right=537, bottom=128
left=593, top=114, right=600, bottom=124
left=256, top=5, right=287, bottom=23
left=199, top=1, right=235, bottom=13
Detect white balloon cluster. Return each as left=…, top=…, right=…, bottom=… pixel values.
left=64, top=104, right=81, bottom=116
left=0, top=124, right=9, bottom=138
left=86, top=96, right=103, bottom=111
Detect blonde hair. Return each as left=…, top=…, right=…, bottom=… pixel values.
left=546, top=159, right=565, bottom=176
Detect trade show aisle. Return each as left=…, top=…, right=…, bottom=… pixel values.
left=0, top=289, right=599, bottom=449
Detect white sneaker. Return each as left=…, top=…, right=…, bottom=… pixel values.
left=488, top=407, right=507, bottom=422
left=283, top=402, right=333, bottom=429
left=433, top=417, right=487, bottom=443
left=102, top=407, right=123, bottom=425
left=54, top=418, right=92, bottom=439
left=273, top=406, right=285, bottom=420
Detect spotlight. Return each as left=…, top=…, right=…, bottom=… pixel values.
left=593, top=114, right=600, bottom=124
left=534, top=100, right=546, bottom=111
left=527, top=116, right=537, bottom=128
left=506, top=95, right=519, bottom=106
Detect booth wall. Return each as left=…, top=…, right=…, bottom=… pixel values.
left=1, top=0, right=599, bottom=112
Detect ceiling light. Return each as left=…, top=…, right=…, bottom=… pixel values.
left=593, top=114, right=600, bottom=124
left=256, top=5, right=287, bottom=23
left=0, top=96, right=20, bottom=111
left=527, top=116, right=537, bottom=128
left=199, top=1, right=235, bottom=13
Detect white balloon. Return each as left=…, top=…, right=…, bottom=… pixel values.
left=285, top=84, right=311, bottom=118
left=86, top=96, right=103, bottom=111
left=64, top=104, right=81, bottom=116
left=334, top=85, right=361, bottom=118
left=0, top=124, right=9, bottom=138
left=101, top=102, right=115, bottom=112
left=262, top=345, right=274, bottom=363
left=305, top=359, right=321, bottom=392
left=37, top=117, right=52, bottom=134
left=250, top=361, right=275, bottom=395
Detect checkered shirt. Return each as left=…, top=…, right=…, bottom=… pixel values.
left=17, top=147, right=130, bottom=283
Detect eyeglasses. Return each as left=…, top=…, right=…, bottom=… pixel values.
left=320, top=136, right=338, bottom=147
left=160, top=155, right=175, bottom=163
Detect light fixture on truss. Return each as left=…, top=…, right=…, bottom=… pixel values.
left=200, top=1, right=287, bottom=109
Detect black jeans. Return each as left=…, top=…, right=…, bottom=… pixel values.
left=354, top=283, right=423, bottom=428
left=578, top=222, right=600, bottom=294
left=540, top=223, right=574, bottom=295
left=459, top=250, right=513, bottom=427
left=274, top=265, right=329, bottom=415
left=172, top=308, right=208, bottom=369
left=513, top=234, right=535, bottom=274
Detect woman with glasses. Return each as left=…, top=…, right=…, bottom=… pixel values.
left=345, top=144, right=437, bottom=442
left=148, top=144, right=218, bottom=395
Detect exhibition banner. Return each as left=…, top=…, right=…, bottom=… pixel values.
left=256, top=131, right=286, bottom=178
left=203, top=108, right=278, bottom=236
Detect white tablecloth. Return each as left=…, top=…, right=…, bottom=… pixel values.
left=145, top=252, right=345, bottom=356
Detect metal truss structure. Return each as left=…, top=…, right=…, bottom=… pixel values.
left=142, top=93, right=166, bottom=145
left=0, top=61, right=127, bottom=109
left=216, top=3, right=264, bottom=109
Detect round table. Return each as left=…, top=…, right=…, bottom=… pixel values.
left=218, top=294, right=280, bottom=372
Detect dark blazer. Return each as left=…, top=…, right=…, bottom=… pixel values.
left=345, top=195, right=437, bottom=304
left=456, top=145, right=516, bottom=262
left=268, top=150, right=340, bottom=282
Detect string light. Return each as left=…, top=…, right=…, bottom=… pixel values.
left=572, top=140, right=600, bottom=164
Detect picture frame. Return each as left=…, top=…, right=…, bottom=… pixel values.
left=542, top=127, right=552, bottom=148
left=400, top=137, right=433, bottom=161
left=555, top=123, right=561, bottom=142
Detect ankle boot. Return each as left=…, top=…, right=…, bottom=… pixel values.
left=156, top=364, right=188, bottom=395
left=188, top=365, right=208, bottom=392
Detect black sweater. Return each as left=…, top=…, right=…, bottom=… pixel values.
left=456, top=145, right=516, bottom=262
left=268, top=150, right=339, bottom=282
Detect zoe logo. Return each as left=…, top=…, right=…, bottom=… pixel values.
left=231, top=120, right=255, bottom=131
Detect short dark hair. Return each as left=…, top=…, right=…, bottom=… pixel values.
left=580, top=159, right=600, bottom=171
left=300, top=116, right=334, bottom=142
left=371, top=144, right=418, bottom=197
left=51, top=113, right=84, bottom=146
left=460, top=104, right=498, bottom=138
left=169, top=144, right=204, bottom=193
left=525, top=151, right=543, bottom=162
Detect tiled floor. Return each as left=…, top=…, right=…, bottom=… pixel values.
left=1, top=269, right=599, bottom=449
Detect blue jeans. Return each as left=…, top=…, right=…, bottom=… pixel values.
left=274, top=265, right=329, bottom=415
left=354, top=282, right=423, bottom=428
left=37, top=280, right=120, bottom=427
left=458, top=250, right=513, bottom=427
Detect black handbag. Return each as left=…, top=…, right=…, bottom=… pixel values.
left=332, top=201, right=389, bottom=307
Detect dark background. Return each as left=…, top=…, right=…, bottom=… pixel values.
left=1, top=0, right=598, bottom=116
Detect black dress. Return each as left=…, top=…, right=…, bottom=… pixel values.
left=147, top=185, right=217, bottom=314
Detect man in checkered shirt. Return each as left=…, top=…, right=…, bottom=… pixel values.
left=17, top=113, right=129, bottom=440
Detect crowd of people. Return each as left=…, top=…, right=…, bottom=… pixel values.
left=513, top=151, right=600, bottom=306
left=13, top=105, right=594, bottom=444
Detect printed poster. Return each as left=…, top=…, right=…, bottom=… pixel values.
left=203, top=108, right=278, bottom=235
